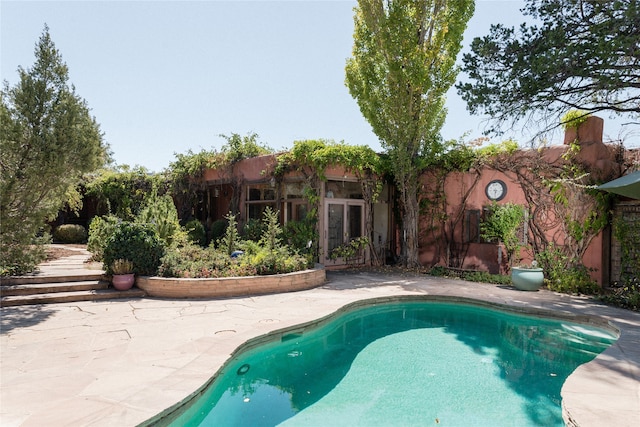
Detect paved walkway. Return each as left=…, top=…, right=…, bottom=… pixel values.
left=12, top=244, right=105, bottom=278
left=1, top=249, right=638, bottom=426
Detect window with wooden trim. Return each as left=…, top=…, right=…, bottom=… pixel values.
left=464, top=209, right=481, bottom=243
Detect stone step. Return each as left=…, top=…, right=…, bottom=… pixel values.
left=0, top=272, right=105, bottom=286
left=0, top=288, right=146, bottom=307
left=0, top=280, right=110, bottom=297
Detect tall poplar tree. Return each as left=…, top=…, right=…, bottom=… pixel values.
left=345, top=0, right=474, bottom=267
left=1, top=26, right=107, bottom=275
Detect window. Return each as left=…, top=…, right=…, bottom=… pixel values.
left=246, top=184, right=276, bottom=220
left=285, top=201, right=308, bottom=223
left=465, top=209, right=481, bottom=243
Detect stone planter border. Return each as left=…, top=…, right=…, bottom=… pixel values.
left=136, top=265, right=326, bottom=299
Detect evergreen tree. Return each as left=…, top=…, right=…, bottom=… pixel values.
left=1, top=25, right=107, bottom=275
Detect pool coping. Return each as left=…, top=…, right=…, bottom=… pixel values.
left=1, top=270, right=638, bottom=426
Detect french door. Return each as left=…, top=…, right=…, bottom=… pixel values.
left=324, top=199, right=365, bottom=265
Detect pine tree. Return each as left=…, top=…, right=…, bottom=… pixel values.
left=1, top=25, right=107, bottom=275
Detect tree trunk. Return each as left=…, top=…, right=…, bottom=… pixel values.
left=399, top=176, right=421, bottom=268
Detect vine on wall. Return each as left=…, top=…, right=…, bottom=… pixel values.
left=419, top=138, right=516, bottom=269
left=274, top=139, right=384, bottom=265
left=480, top=202, right=525, bottom=270
left=613, top=212, right=640, bottom=284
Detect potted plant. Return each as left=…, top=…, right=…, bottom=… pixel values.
left=511, top=260, right=544, bottom=291
left=480, top=202, right=525, bottom=272
left=111, top=258, right=135, bottom=290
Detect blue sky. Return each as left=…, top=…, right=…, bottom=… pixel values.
left=1, top=1, right=635, bottom=172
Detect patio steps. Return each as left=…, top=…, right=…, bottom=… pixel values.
left=0, top=275, right=146, bottom=307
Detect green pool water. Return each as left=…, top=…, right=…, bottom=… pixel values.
left=163, top=301, right=617, bottom=426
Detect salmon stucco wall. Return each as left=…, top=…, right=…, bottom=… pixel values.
left=417, top=116, right=619, bottom=285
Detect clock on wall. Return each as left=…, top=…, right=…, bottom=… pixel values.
left=486, top=180, right=507, bottom=201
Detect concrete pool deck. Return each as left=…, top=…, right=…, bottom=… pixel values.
left=1, top=255, right=639, bottom=426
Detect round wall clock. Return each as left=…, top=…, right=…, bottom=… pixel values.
left=486, top=179, right=507, bottom=201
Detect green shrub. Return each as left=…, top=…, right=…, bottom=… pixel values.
left=242, top=218, right=265, bottom=242
left=217, top=262, right=257, bottom=278
left=545, top=265, right=600, bottom=294
left=238, top=239, right=261, bottom=256
left=241, top=245, right=307, bottom=276
left=209, top=219, right=228, bottom=243
left=238, top=207, right=307, bottom=275
left=219, top=212, right=240, bottom=256
left=259, top=207, right=283, bottom=251
left=53, top=224, right=87, bottom=243
left=561, top=109, right=591, bottom=130
left=599, top=281, right=640, bottom=311
left=0, top=233, right=50, bottom=277
left=282, top=217, right=318, bottom=265
left=184, top=219, right=207, bottom=246
left=480, top=202, right=525, bottom=267
left=461, top=270, right=512, bottom=285
left=159, top=240, right=307, bottom=278
left=87, top=215, right=120, bottom=260
left=157, top=208, right=308, bottom=278
left=158, top=243, right=257, bottom=278
left=535, top=244, right=600, bottom=294
left=428, top=265, right=447, bottom=277
left=160, top=244, right=227, bottom=277
left=137, top=190, right=181, bottom=245
left=427, top=266, right=511, bottom=285
left=103, top=222, right=165, bottom=276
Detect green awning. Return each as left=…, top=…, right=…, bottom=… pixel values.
left=597, top=171, right=640, bottom=200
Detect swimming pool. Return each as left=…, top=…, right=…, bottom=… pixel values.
left=156, top=299, right=617, bottom=426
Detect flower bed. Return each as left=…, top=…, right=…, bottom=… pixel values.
left=136, top=264, right=325, bottom=299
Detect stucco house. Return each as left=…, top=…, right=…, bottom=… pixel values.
left=192, top=116, right=637, bottom=285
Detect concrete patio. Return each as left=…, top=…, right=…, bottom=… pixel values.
left=1, top=250, right=638, bottom=426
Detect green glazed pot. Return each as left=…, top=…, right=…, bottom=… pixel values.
left=511, top=267, right=544, bottom=291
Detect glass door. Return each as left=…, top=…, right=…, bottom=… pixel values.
left=324, top=200, right=365, bottom=265
left=327, top=203, right=345, bottom=255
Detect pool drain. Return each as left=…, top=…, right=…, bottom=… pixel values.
left=237, top=364, right=250, bottom=375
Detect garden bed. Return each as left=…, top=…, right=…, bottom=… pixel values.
left=136, top=264, right=326, bottom=299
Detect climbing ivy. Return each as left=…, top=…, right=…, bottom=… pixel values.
left=168, top=132, right=273, bottom=219
left=275, top=140, right=383, bottom=182
left=275, top=139, right=385, bottom=265
left=219, top=132, right=273, bottom=164
left=85, top=166, right=165, bottom=220
left=561, top=109, right=591, bottom=131
left=613, top=214, right=640, bottom=285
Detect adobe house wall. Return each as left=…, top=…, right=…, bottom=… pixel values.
left=417, top=116, right=620, bottom=285
left=418, top=169, right=530, bottom=274
left=201, top=153, right=383, bottom=267
left=196, top=117, right=621, bottom=284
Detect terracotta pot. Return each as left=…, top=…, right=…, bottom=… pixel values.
left=112, top=273, right=135, bottom=291
left=511, top=267, right=544, bottom=291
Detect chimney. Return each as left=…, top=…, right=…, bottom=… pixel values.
left=563, top=116, right=604, bottom=145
